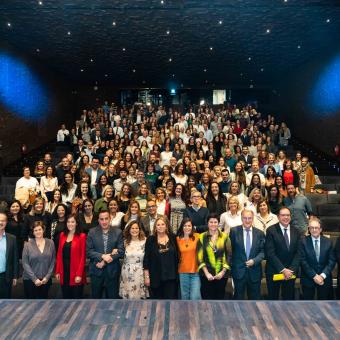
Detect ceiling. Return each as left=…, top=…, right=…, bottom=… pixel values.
left=1, top=0, right=340, bottom=89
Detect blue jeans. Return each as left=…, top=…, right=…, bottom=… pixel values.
left=179, top=273, right=201, bottom=300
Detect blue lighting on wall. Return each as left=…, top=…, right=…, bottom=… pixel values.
left=0, top=51, right=50, bottom=120
left=309, top=55, right=340, bottom=115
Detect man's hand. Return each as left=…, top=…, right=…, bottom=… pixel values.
left=55, top=274, right=60, bottom=281
left=313, top=274, right=324, bottom=285
left=96, top=260, right=105, bottom=269
left=75, top=276, right=82, bottom=284
left=282, top=268, right=294, bottom=280
left=12, top=279, right=17, bottom=286
left=111, top=249, right=118, bottom=255
left=102, top=254, right=113, bottom=263
left=245, top=259, right=255, bottom=267
left=41, top=277, right=48, bottom=285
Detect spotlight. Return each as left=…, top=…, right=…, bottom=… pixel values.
left=170, top=88, right=176, bottom=95
left=169, top=58, right=172, bottom=62
left=297, top=45, right=301, bottom=49
left=122, top=48, right=126, bottom=51
left=132, top=69, right=136, bottom=73
left=80, top=69, right=84, bottom=72
left=36, top=48, right=40, bottom=52
left=248, top=57, right=252, bottom=61
left=161, top=0, right=164, bottom=4
left=209, top=46, right=213, bottom=51
left=326, top=19, right=330, bottom=23
left=7, top=22, right=11, bottom=27
left=203, top=68, right=207, bottom=72
left=38, top=1, right=43, bottom=5
left=166, top=30, right=170, bottom=35
left=200, top=100, right=205, bottom=105
left=112, top=21, right=116, bottom=26
left=90, top=58, right=94, bottom=62
left=67, top=31, right=71, bottom=35
left=266, top=29, right=271, bottom=33
left=218, top=20, right=223, bottom=25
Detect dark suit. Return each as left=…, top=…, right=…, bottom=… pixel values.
left=86, top=226, right=124, bottom=298
left=265, top=223, right=301, bottom=300
left=140, top=214, right=163, bottom=237
left=300, top=235, right=336, bottom=300
left=230, top=226, right=265, bottom=300
left=0, top=233, right=19, bottom=298
left=238, top=154, right=254, bottom=170
left=85, top=168, right=105, bottom=185
left=335, top=237, right=340, bottom=299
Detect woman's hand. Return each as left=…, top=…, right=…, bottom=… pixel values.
left=214, top=270, right=226, bottom=280
left=205, top=272, right=215, bottom=281
left=41, top=277, right=48, bottom=285
left=55, top=274, right=60, bottom=281
left=34, top=279, right=42, bottom=286
left=75, top=276, right=82, bottom=284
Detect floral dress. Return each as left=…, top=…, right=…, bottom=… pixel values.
left=119, top=239, right=149, bottom=299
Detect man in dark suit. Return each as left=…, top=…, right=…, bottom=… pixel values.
left=140, top=198, right=163, bottom=236
left=335, top=236, right=340, bottom=299
left=0, top=213, right=19, bottom=298
left=238, top=146, right=254, bottom=171
left=265, top=207, right=301, bottom=300
left=86, top=210, right=124, bottom=298
left=85, top=157, right=105, bottom=186
left=300, top=217, right=336, bottom=300
left=229, top=209, right=265, bottom=300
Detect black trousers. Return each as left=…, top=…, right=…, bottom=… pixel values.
left=91, top=274, right=119, bottom=299
left=233, top=272, right=261, bottom=300
left=200, top=276, right=227, bottom=300
left=266, top=276, right=295, bottom=300
left=24, top=280, right=50, bottom=299
left=0, top=274, right=12, bottom=299
left=150, top=280, right=178, bottom=299
left=302, top=282, right=333, bottom=300
left=61, top=285, right=84, bottom=299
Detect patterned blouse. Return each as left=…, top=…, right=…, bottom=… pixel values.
left=197, top=230, right=231, bottom=276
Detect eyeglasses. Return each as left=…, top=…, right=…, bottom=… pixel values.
left=148, top=205, right=156, bottom=209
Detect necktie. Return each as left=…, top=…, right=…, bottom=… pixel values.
left=283, top=228, right=289, bottom=249
left=315, top=239, right=320, bottom=262
left=245, top=229, right=251, bottom=259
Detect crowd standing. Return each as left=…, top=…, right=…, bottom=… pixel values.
left=0, top=102, right=339, bottom=300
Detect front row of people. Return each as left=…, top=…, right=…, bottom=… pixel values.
left=0, top=208, right=338, bottom=300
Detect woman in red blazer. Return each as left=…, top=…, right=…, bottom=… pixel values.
left=56, top=214, right=86, bottom=299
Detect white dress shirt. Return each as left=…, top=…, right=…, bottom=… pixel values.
left=279, top=223, right=290, bottom=244
left=243, top=227, right=253, bottom=252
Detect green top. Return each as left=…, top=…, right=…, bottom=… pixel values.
left=197, top=229, right=230, bottom=276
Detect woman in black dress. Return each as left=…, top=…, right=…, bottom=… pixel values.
left=143, top=216, right=179, bottom=299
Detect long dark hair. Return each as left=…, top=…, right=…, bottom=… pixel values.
left=123, top=220, right=145, bottom=245
left=8, top=200, right=25, bottom=222
left=63, top=214, right=82, bottom=235
left=177, top=217, right=195, bottom=240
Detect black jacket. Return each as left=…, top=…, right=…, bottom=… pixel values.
left=265, top=223, right=301, bottom=276
left=143, top=234, right=179, bottom=288
left=2, top=233, right=19, bottom=282
left=300, top=235, right=336, bottom=287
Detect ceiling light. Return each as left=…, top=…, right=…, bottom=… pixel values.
left=326, top=19, right=330, bottom=23
left=105, top=74, right=108, bottom=77
left=172, top=74, right=175, bottom=77
left=297, top=45, right=301, bottom=49
left=284, top=0, right=288, bottom=2
left=132, top=69, right=136, bottom=73
left=169, top=58, right=172, bottom=62
left=80, top=69, right=84, bottom=72
left=7, top=22, right=11, bottom=27
left=260, top=68, right=264, bottom=72
left=67, top=31, right=71, bottom=35
left=209, top=46, right=213, bottom=51
left=90, top=58, right=94, bottom=62
left=112, top=21, right=116, bottom=26
left=38, top=1, right=43, bottom=5
left=122, top=48, right=126, bottom=51
left=266, top=29, right=271, bottom=33
left=200, top=100, right=205, bottom=105
left=36, top=48, right=40, bottom=52
left=218, top=20, right=223, bottom=25
left=203, top=68, right=207, bottom=72
left=240, top=73, right=243, bottom=76
left=166, top=30, right=170, bottom=35
left=248, top=57, right=252, bottom=61
left=161, top=0, right=164, bottom=4
left=250, top=84, right=254, bottom=88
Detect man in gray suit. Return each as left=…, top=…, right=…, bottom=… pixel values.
left=87, top=210, right=124, bottom=298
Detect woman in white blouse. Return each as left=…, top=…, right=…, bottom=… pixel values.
left=60, top=173, right=77, bottom=206
left=219, top=196, right=242, bottom=234
left=108, top=199, right=125, bottom=229
left=254, top=199, right=279, bottom=234
left=159, top=144, right=173, bottom=168
left=40, top=166, right=58, bottom=202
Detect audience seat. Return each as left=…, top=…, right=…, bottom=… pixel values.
left=317, top=204, right=340, bottom=216
left=327, top=194, right=340, bottom=204
left=306, top=194, right=328, bottom=212
left=319, top=216, right=340, bottom=232
left=319, top=176, right=340, bottom=184
left=315, top=183, right=337, bottom=191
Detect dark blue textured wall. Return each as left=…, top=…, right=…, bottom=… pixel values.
left=0, top=51, right=51, bottom=121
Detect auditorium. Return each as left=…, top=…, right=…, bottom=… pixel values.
left=0, top=1, right=339, bottom=339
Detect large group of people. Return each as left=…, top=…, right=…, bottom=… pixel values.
left=0, top=102, right=339, bottom=301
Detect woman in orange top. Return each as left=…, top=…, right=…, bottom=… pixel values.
left=176, top=218, right=201, bottom=300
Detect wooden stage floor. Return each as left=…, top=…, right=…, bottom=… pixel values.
left=0, top=300, right=339, bottom=339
